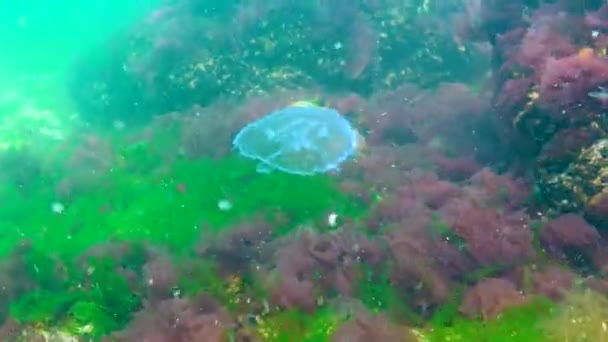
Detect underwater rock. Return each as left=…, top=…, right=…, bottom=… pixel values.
left=537, top=139, right=608, bottom=226
left=68, top=1, right=485, bottom=123
left=536, top=127, right=601, bottom=175
left=477, top=1, right=608, bottom=220
left=233, top=105, right=359, bottom=175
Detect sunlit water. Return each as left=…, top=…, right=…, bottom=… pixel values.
left=0, top=1, right=158, bottom=150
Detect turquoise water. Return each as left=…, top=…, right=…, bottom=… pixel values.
left=0, top=1, right=156, bottom=74
left=0, top=1, right=158, bottom=150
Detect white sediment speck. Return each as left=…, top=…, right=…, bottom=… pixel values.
left=217, top=199, right=232, bottom=211
left=51, top=202, right=65, bottom=214
left=327, top=212, right=338, bottom=227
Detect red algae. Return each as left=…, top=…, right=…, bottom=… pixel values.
left=460, top=278, right=529, bottom=320
left=539, top=51, right=608, bottom=113
left=111, top=295, right=234, bottom=342
left=541, top=214, right=601, bottom=254
left=440, top=199, right=535, bottom=266
left=331, top=311, right=415, bottom=342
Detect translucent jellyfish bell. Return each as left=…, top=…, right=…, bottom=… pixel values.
left=233, top=105, right=358, bottom=175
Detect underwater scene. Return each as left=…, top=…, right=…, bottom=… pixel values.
left=3, top=0, right=608, bottom=341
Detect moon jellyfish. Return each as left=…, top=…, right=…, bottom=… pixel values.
left=233, top=104, right=359, bottom=175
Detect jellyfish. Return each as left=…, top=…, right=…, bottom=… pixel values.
left=233, top=103, right=359, bottom=175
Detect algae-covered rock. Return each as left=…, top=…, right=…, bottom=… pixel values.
left=69, top=1, right=485, bottom=124
left=473, top=1, right=608, bottom=219
left=537, top=139, right=608, bottom=228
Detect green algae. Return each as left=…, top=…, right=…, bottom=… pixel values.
left=354, top=263, right=420, bottom=324
left=10, top=290, right=75, bottom=324
left=426, top=297, right=555, bottom=341
left=8, top=249, right=145, bottom=336
left=256, top=307, right=344, bottom=342
left=178, top=261, right=237, bottom=306
left=81, top=256, right=144, bottom=323
left=62, top=301, right=119, bottom=337
left=0, top=147, right=363, bottom=259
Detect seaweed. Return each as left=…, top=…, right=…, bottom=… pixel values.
left=256, top=307, right=343, bottom=342
left=426, top=296, right=554, bottom=341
